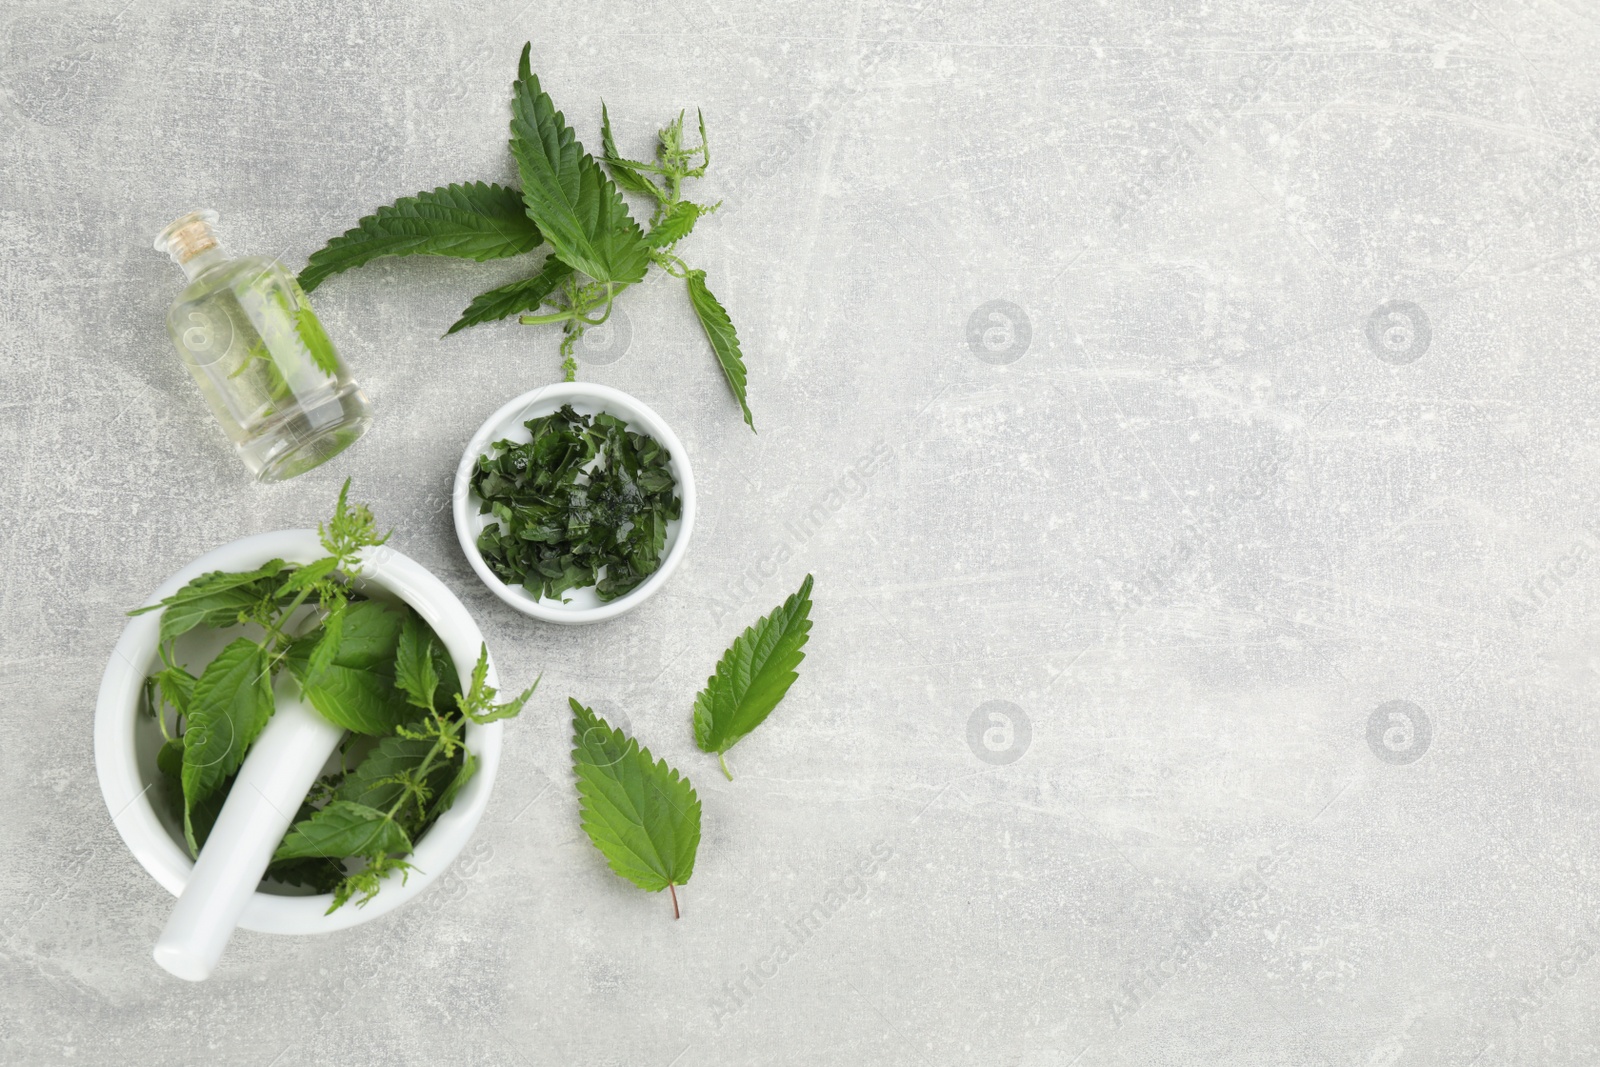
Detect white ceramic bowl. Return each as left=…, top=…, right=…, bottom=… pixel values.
left=453, top=383, right=695, bottom=625
left=94, top=530, right=504, bottom=935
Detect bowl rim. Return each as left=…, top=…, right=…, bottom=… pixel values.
left=452, top=382, right=696, bottom=625
left=93, top=529, right=503, bottom=935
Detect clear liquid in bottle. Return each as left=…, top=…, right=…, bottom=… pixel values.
left=156, top=210, right=371, bottom=481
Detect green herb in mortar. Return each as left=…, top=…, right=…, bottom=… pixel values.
left=130, top=482, right=535, bottom=912
left=472, top=404, right=681, bottom=602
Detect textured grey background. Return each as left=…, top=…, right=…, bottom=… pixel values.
left=4, top=0, right=1600, bottom=1063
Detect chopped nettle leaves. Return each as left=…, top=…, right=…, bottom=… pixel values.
left=471, top=404, right=681, bottom=603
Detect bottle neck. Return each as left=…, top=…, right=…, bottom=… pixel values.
left=156, top=210, right=229, bottom=281
left=180, top=245, right=229, bottom=281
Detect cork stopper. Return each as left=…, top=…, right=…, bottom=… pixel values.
left=155, top=210, right=225, bottom=277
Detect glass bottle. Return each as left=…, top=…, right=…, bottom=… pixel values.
left=155, top=210, right=372, bottom=481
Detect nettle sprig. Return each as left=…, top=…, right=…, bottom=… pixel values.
left=130, top=481, right=535, bottom=911
left=299, top=44, right=754, bottom=430
left=131, top=483, right=389, bottom=854
left=278, top=632, right=536, bottom=911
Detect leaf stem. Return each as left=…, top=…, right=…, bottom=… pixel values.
left=520, top=309, right=580, bottom=326
left=573, top=288, right=615, bottom=328
left=668, top=881, right=680, bottom=919
left=718, top=753, right=732, bottom=781
left=151, top=681, right=173, bottom=742
left=653, top=251, right=690, bottom=279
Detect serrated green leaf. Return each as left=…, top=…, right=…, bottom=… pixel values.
left=450, top=644, right=537, bottom=724
left=293, top=664, right=412, bottom=737
left=393, top=612, right=440, bottom=713
left=132, top=561, right=287, bottom=615
left=693, top=574, right=813, bottom=775
left=152, top=665, right=196, bottom=720
left=307, top=597, right=346, bottom=680
left=467, top=697, right=531, bottom=724
left=293, top=298, right=340, bottom=376
left=312, top=600, right=402, bottom=670
left=287, top=601, right=415, bottom=735
left=131, top=561, right=287, bottom=643
left=298, top=182, right=543, bottom=292
left=336, top=736, right=455, bottom=813
left=273, top=800, right=412, bottom=862
left=276, top=557, right=338, bottom=597
left=601, top=102, right=661, bottom=199
left=429, top=748, right=478, bottom=821
left=646, top=201, right=702, bottom=249
left=509, top=45, right=650, bottom=286
left=570, top=698, right=700, bottom=906
left=434, top=641, right=463, bottom=716
left=182, top=638, right=274, bottom=823
left=156, top=736, right=184, bottom=781
left=156, top=586, right=264, bottom=645
left=446, top=254, right=574, bottom=335
left=184, top=777, right=231, bottom=856
left=265, top=854, right=345, bottom=894
left=685, top=269, right=754, bottom=431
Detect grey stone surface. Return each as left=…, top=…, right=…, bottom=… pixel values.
left=4, top=0, right=1600, bottom=1063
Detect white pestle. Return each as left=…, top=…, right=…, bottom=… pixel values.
left=154, top=680, right=344, bottom=981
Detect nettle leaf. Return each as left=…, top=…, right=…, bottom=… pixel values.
left=131, top=560, right=286, bottom=617
left=185, top=776, right=232, bottom=855
left=570, top=698, right=700, bottom=916
left=151, top=665, right=196, bottom=720
left=458, top=645, right=537, bottom=724
left=447, top=254, right=574, bottom=335
left=131, top=561, right=287, bottom=644
left=265, top=854, right=345, bottom=894
left=393, top=613, right=441, bottom=712
left=287, top=601, right=416, bottom=736
left=182, top=638, right=274, bottom=841
left=156, top=585, right=266, bottom=645
left=273, top=800, right=412, bottom=862
left=508, top=45, right=650, bottom=286
left=314, top=600, right=402, bottom=669
left=293, top=664, right=410, bottom=737
left=307, top=597, right=347, bottom=680
left=293, top=298, right=340, bottom=377
left=298, top=182, right=544, bottom=292
left=646, top=201, right=702, bottom=249
left=276, top=557, right=338, bottom=597
left=156, top=736, right=185, bottom=781
left=337, top=736, right=456, bottom=815
left=694, top=574, right=814, bottom=777
left=600, top=102, right=661, bottom=199
left=685, top=270, right=754, bottom=431
left=320, top=478, right=390, bottom=564
left=430, top=748, right=478, bottom=821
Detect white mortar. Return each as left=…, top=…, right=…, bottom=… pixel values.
left=94, top=530, right=504, bottom=935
